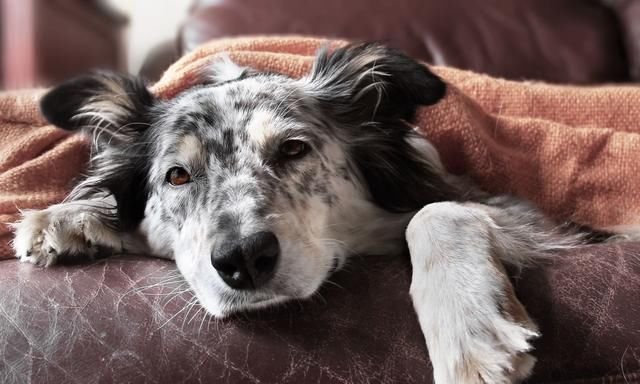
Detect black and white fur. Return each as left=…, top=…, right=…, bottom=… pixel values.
left=11, top=44, right=622, bottom=383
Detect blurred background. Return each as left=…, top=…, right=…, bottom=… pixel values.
left=0, top=0, right=639, bottom=90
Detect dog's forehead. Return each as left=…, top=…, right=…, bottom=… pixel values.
left=173, top=76, right=292, bottom=115
left=155, top=76, right=307, bottom=161
left=162, top=76, right=299, bottom=139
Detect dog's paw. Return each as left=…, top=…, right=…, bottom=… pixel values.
left=12, top=209, right=49, bottom=265
left=459, top=317, right=538, bottom=384
left=12, top=208, right=99, bottom=267
left=430, top=312, right=539, bottom=384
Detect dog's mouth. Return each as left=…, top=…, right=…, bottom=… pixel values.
left=247, top=294, right=290, bottom=307
left=222, top=256, right=343, bottom=313
left=209, top=291, right=292, bottom=317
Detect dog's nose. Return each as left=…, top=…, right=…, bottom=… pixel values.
left=211, top=231, right=280, bottom=290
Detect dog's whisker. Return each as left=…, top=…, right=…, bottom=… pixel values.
left=186, top=305, right=205, bottom=327
left=155, top=296, right=198, bottom=332
left=197, top=310, right=212, bottom=336
left=322, top=279, right=345, bottom=291
left=180, top=298, right=202, bottom=331
left=131, top=277, right=187, bottom=293
left=310, top=290, right=328, bottom=305
left=161, top=290, right=194, bottom=313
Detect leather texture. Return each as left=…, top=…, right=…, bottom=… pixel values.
left=1, top=243, right=639, bottom=383
left=142, top=0, right=637, bottom=84
left=608, top=0, right=640, bottom=80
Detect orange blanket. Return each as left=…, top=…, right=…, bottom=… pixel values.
left=1, top=36, right=639, bottom=259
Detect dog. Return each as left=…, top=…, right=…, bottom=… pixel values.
left=11, top=43, right=623, bottom=383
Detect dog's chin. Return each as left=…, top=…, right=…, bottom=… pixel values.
left=196, top=291, right=300, bottom=319
left=192, top=279, right=327, bottom=319
left=224, top=295, right=292, bottom=318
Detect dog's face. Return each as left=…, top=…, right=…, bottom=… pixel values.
left=40, top=44, right=451, bottom=316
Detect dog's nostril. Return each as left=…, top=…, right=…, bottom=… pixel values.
left=254, top=255, right=277, bottom=272
left=215, top=261, right=239, bottom=278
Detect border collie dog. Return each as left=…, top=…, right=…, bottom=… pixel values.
left=12, top=43, right=610, bottom=383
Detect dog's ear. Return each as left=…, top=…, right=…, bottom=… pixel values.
left=304, top=43, right=446, bottom=124
left=40, top=72, right=155, bottom=231
left=40, top=71, right=154, bottom=144
left=304, top=43, right=454, bottom=213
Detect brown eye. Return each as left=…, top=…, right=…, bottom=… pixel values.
left=279, top=140, right=309, bottom=159
left=166, top=167, right=191, bottom=186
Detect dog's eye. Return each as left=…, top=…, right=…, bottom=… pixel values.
left=279, top=140, right=309, bottom=159
left=166, top=167, right=191, bottom=186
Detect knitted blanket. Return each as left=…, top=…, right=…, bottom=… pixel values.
left=1, top=36, right=639, bottom=259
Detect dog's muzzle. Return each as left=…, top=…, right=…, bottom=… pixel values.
left=211, top=231, right=280, bottom=290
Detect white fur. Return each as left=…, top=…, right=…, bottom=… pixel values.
left=12, top=197, right=148, bottom=266
left=406, top=202, right=539, bottom=384
left=208, top=54, right=246, bottom=83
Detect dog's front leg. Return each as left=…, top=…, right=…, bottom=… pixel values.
left=12, top=195, right=146, bottom=266
left=406, top=202, right=539, bottom=384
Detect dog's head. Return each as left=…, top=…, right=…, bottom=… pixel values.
left=40, top=43, right=451, bottom=316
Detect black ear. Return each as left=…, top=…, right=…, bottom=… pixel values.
left=40, top=72, right=154, bottom=143
left=306, top=43, right=446, bottom=124
left=41, top=72, right=156, bottom=231
left=305, top=44, right=455, bottom=213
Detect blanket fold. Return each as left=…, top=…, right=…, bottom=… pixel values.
left=1, top=36, right=639, bottom=259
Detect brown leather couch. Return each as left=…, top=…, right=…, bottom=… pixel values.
left=141, top=0, right=640, bottom=84
left=2, top=1, right=640, bottom=383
